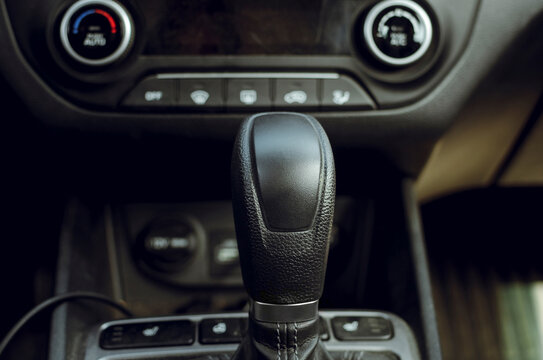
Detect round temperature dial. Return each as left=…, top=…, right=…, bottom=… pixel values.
left=59, top=0, right=134, bottom=66
left=363, top=0, right=433, bottom=67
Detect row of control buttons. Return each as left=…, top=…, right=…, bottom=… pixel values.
left=100, top=316, right=391, bottom=350
left=122, top=75, right=375, bottom=110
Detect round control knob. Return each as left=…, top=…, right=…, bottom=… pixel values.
left=363, top=0, right=433, bottom=67
left=59, top=0, right=134, bottom=66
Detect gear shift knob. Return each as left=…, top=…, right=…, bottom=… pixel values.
left=231, top=113, right=336, bottom=316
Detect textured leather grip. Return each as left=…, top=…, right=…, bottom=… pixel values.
left=231, top=113, right=336, bottom=304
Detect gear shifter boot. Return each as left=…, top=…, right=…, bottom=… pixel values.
left=230, top=113, right=335, bottom=360
left=234, top=317, right=331, bottom=360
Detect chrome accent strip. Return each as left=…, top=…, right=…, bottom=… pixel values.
left=251, top=300, right=319, bottom=323
left=156, top=72, right=340, bottom=79
left=363, top=0, right=433, bottom=67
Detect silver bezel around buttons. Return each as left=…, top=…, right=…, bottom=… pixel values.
left=59, top=0, right=134, bottom=66
left=363, top=0, right=433, bottom=67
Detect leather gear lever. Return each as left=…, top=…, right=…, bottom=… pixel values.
left=231, top=113, right=336, bottom=360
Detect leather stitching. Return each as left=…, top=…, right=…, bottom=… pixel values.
left=294, top=322, right=299, bottom=360
left=276, top=322, right=281, bottom=360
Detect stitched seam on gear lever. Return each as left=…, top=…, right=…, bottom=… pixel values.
left=294, top=322, right=299, bottom=360
left=276, top=322, right=281, bottom=360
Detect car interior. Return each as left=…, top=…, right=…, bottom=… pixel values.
left=0, top=0, right=542, bottom=359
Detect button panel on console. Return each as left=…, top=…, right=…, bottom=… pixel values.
left=121, top=74, right=375, bottom=111
left=94, top=312, right=412, bottom=360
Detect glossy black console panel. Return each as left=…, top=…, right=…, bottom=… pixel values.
left=137, top=0, right=354, bottom=56
left=120, top=199, right=357, bottom=289
left=84, top=311, right=420, bottom=360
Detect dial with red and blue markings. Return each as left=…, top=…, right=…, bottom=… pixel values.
left=60, top=0, right=133, bottom=66
left=72, top=9, right=118, bottom=35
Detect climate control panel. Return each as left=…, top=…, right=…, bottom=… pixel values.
left=5, top=0, right=486, bottom=115
left=122, top=73, right=376, bottom=111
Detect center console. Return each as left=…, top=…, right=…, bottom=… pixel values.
left=48, top=113, right=440, bottom=360
left=50, top=184, right=436, bottom=360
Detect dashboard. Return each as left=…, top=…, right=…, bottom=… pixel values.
left=2, top=0, right=542, bottom=180
left=8, top=0, right=451, bottom=110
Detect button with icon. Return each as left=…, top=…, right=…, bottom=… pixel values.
left=199, top=318, right=248, bottom=344
left=179, top=79, right=224, bottom=108
left=227, top=79, right=271, bottom=109
left=122, top=77, right=176, bottom=107
left=284, top=90, right=308, bottom=104
left=142, top=325, right=160, bottom=337
left=322, top=76, right=375, bottom=109
left=190, top=90, right=210, bottom=105
left=239, top=90, right=257, bottom=105
left=331, top=316, right=392, bottom=341
left=275, top=79, right=318, bottom=108
left=100, top=320, right=195, bottom=349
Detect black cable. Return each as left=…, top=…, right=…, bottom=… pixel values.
left=0, top=291, right=133, bottom=357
